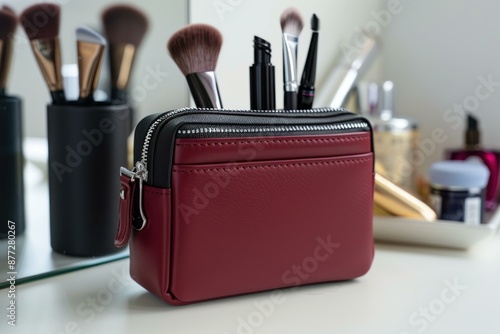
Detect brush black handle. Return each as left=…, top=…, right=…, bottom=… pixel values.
left=298, top=30, right=318, bottom=110
left=298, top=86, right=315, bottom=109
left=284, top=91, right=297, bottom=110
left=111, top=88, right=128, bottom=104
left=77, top=95, right=95, bottom=106
left=50, top=90, right=67, bottom=105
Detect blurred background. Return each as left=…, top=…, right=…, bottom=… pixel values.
left=4, top=0, right=500, bottom=176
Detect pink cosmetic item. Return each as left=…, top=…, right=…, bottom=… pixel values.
left=446, top=114, right=500, bottom=211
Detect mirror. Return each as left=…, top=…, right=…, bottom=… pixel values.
left=0, top=0, right=189, bottom=286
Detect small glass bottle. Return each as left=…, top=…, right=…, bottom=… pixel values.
left=429, top=161, right=489, bottom=224
left=446, top=114, right=500, bottom=211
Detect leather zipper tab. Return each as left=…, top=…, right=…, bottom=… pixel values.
left=115, top=172, right=136, bottom=247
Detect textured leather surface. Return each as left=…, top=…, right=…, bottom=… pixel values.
left=169, top=153, right=374, bottom=303
left=115, top=175, right=135, bottom=248
left=129, top=186, right=176, bottom=304
left=174, top=132, right=371, bottom=165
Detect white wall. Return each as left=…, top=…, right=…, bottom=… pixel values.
left=382, top=0, right=500, bottom=175
left=190, top=0, right=386, bottom=110
left=6, top=0, right=189, bottom=137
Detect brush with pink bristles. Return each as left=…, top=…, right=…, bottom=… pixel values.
left=280, top=8, right=303, bottom=110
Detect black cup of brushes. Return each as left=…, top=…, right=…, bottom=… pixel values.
left=20, top=3, right=131, bottom=256
left=45, top=26, right=129, bottom=256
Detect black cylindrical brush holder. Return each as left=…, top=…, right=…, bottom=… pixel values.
left=47, top=102, right=130, bottom=256
left=0, top=96, right=25, bottom=238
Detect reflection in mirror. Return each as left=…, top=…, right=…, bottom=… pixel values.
left=0, top=0, right=189, bottom=286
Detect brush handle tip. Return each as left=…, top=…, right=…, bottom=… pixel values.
left=50, top=90, right=67, bottom=105
left=284, top=91, right=298, bottom=110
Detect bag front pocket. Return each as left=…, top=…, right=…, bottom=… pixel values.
left=169, top=153, right=374, bottom=303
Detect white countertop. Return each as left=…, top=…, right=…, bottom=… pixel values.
left=2, top=233, right=500, bottom=334
left=2, top=138, right=499, bottom=333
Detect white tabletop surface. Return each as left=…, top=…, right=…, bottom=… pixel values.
left=2, top=231, right=500, bottom=334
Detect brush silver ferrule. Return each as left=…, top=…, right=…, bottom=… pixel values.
left=186, top=71, right=223, bottom=109
left=282, top=33, right=299, bottom=92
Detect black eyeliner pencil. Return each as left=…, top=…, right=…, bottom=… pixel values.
left=298, top=14, right=319, bottom=109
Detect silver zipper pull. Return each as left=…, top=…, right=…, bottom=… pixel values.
left=119, top=162, right=148, bottom=231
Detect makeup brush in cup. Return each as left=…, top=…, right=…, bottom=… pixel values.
left=280, top=8, right=303, bottom=110
left=1, top=5, right=14, bottom=13
left=101, top=4, right=148, bottom=104
left=167, top=24, right=223, bottom=109
left=20, top=3, right=66, bottom=105
left=0, top=6, right=17, bottom=97
left=76, top=26, right=107, bottom=104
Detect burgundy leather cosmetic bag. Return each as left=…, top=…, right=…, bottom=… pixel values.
left=116, top=107, right=375, bottom=305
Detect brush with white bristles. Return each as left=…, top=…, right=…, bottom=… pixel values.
left=280, top=8, right=303, bottom=110
left=76, top=26, right=107, bottom=104
left=167, top=24, right=223, bottom=109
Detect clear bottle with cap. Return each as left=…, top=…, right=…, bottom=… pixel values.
left=358, top=80, right=419, bottom=191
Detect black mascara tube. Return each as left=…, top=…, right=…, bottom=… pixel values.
left=250, top=36, right=275, bottom=110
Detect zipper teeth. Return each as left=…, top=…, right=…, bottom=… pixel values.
left=195, top=107, right=349, bottom=114
left=140, top=107, right=353, bottom=177
left=177, top=122, right=369, bottom=135
left=141, top=107, right=191, bottom=164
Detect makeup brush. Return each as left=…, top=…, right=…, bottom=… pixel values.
left=76, top=26, right=107, bottom=104
left=20, top=3, right=66, bottom=104
left=1, top=5, right=14, bottom=14
left=0, top=6, right=17, bottom=97
left=280, top=8, right=303, bottom=110
left=101, top=4, right=148, bottom=103
left=298, top=14, right=319, bottom=109
left=167, top=24, right=223, bottom=109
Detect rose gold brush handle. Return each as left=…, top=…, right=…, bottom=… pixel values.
left=374, top=173, right=437, bottom=222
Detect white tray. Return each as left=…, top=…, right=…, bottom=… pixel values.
left=373, top=208, right=500, bottom=249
